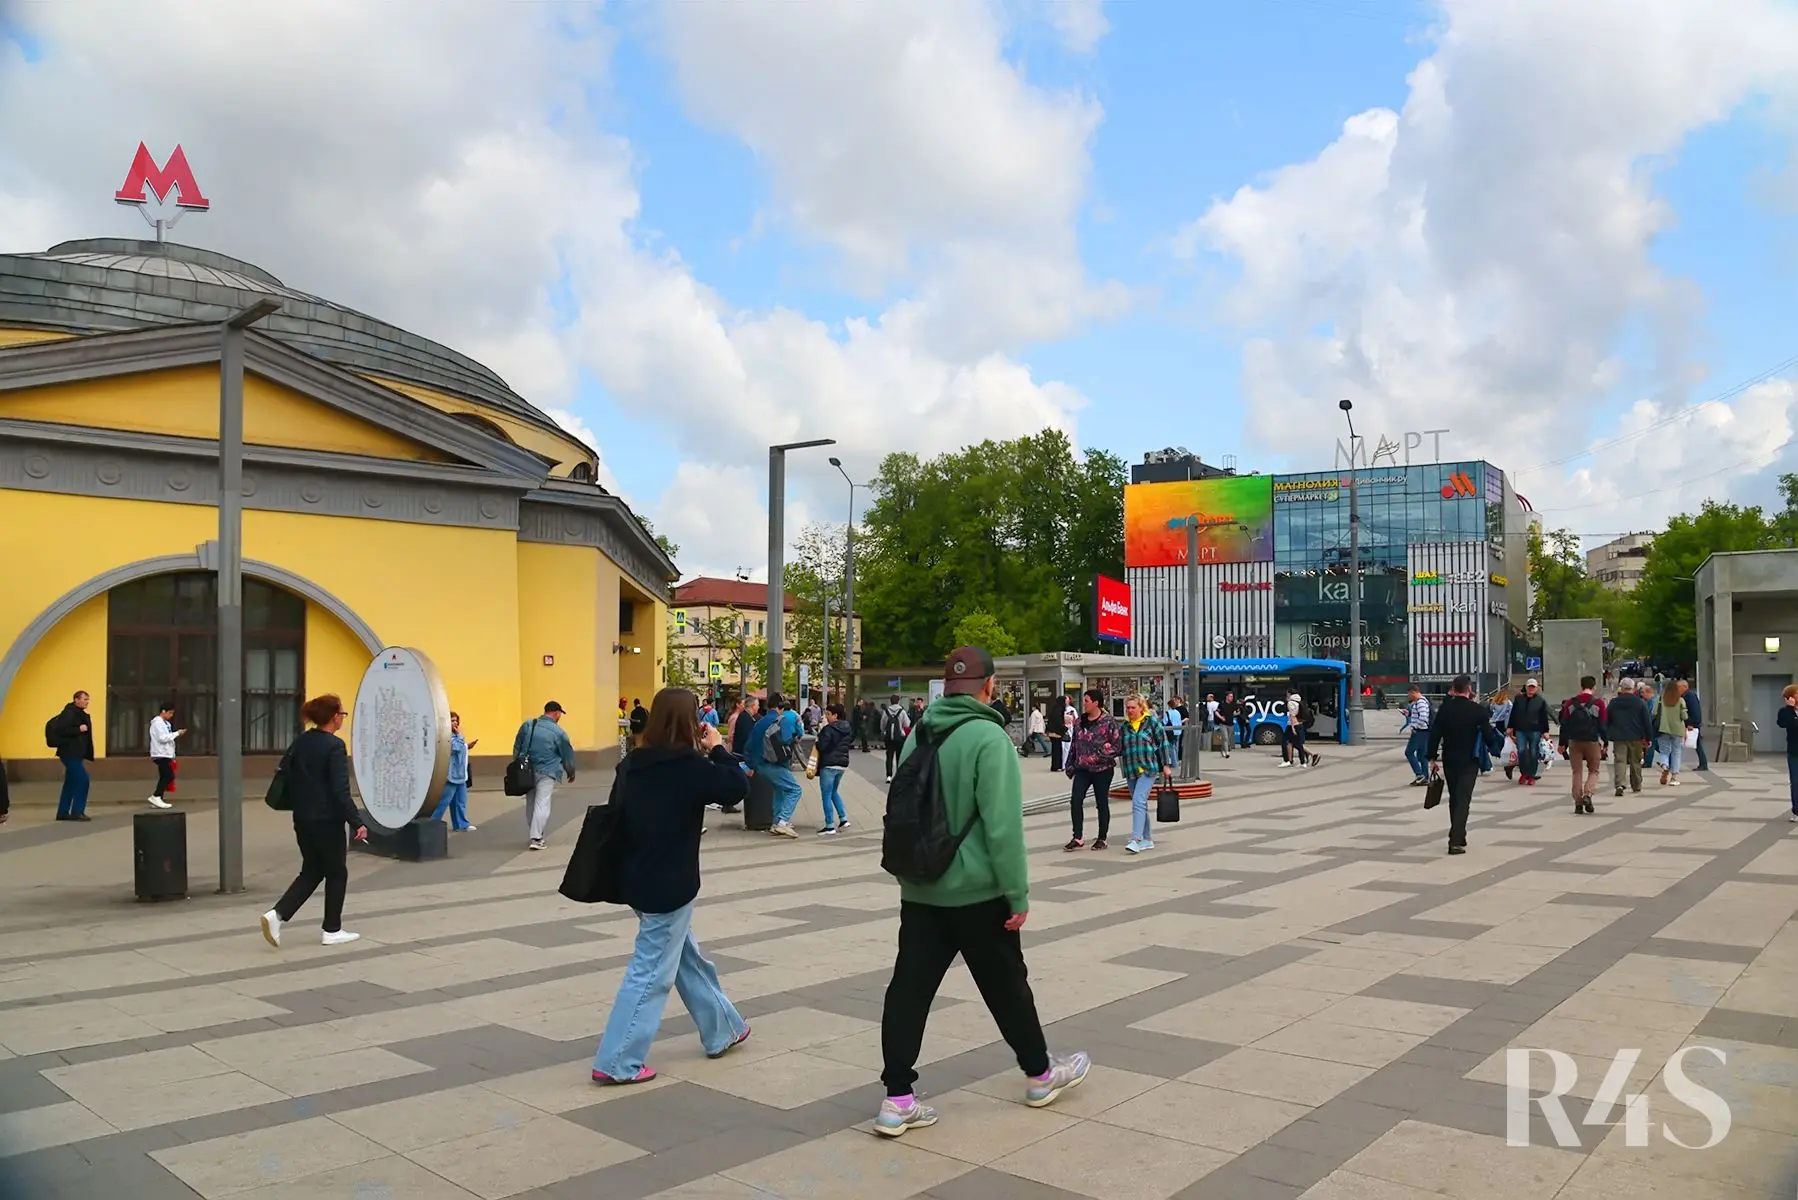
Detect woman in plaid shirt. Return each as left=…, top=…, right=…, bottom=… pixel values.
left=1120, top=695, right=1174, bottom=855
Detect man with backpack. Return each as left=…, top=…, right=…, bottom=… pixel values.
left=46, top=690, right=95, bottom=822
left=880, top=695, right=912, bottom=784
left=746, top=693, right=803, bottom=838
left=1557, top=675, right=1609, bottom=815
left=874, top=646, right=1090, bottom=1138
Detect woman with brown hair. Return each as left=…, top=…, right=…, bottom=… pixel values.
left=1654, top=680, right=1690, bottom=786
left=261, top=694, right=367, bottom=948
left=591, top=687, right=752, bottom=1084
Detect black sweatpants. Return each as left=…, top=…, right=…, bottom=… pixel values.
left=275, top=820, right=349, bottom=932
left=151, top=757, right=175, bottom=798
left=1445, top=764, right=1478, bottom=848
left=885, top=742, right=902, bottom=779
left=880, top=898, right=1049, bottom=1096
left=1069, top=768, right=1113, bottom=840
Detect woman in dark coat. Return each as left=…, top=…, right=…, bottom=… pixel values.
left=591, top=688, right=751, bottom=1084
left=261, top=694, right=367, bottom=948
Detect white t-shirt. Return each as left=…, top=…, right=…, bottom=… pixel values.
left=1205, top=699, right=1220, bottom=724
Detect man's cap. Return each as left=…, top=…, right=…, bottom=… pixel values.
left=1618, top=678, right=1635, bottom=691
left=943, top=646, right=996, bottom=695
left=1525, top=679, right=1539, bottom=689
left=544, top=701, right=566, bottom=713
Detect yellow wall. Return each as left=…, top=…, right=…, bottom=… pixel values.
left=369, top=375, right=591, bottom=477
left=0, top=366, right=451, bottom=462
left=517, top=542, right=603, bottom=749
left=304, top=601, right=373, bottom=729
left=0, top=328, right=74, bottom=347
left=2, top=595, right=107, bottom=760
left=618, top=585, right=667, bottom=705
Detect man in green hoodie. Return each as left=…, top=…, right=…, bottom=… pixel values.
left=874, top=646, right=1091, bottom=1138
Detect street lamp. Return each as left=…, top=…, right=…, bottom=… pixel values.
left=218, top=297, right=281, bottom=894
left=767, top=439, right=836, bottom=697
left=830, top=456, right=862, bottom=705
left=1338, top=399, right=1365, bottom=746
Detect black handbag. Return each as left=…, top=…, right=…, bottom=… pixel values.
left=504, top=718, right=539, bottom=797
left=1423, top=774, right=1444, bottom=809
left=559, top=802, right=625, bottom=904
left=265, top=748, right=293, bottom=811
left=1155, top=784, right=1181, bottom=824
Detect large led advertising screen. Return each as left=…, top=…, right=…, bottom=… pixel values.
left=1124, top=476, right=1275, bottom=567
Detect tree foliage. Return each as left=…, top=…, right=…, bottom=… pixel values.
left=950, top=610, right=1018, bottom=657
left=855, top=431, right=1126, bottom=664
left=1627, top=500, right=1780, bottom=666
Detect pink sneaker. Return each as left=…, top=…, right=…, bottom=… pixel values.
left=591, top=1065, right=658, bottom=1085
left=708, top=1025, right=752, bottom=1060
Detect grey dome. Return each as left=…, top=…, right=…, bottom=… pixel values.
left=0, top=238, right=555, bottom=429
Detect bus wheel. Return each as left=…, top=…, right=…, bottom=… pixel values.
left=1254, top=724, right=1283, bottom=746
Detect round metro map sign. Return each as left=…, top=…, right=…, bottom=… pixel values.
left=350, top=646, right=451, bottom=833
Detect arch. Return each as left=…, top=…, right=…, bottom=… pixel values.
left=0, top=546, right=382, bottom=704
left=450, top=411, right=515, bottom=444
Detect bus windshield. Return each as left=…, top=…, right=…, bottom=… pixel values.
left=1198, top=657, right=1350, bottom=746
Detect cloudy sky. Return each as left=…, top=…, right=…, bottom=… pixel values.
left=3, top=0, right=1795, bottom=576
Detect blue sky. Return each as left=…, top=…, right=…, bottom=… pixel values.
left=4, top=0, right=1793, bottom=572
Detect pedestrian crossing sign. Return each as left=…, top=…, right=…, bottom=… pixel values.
left=709, top=661, right=723, bottom=679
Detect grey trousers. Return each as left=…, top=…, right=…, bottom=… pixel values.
left=526, top=775, right=557, bottom=841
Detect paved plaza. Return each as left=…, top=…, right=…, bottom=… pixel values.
left=3, top=739, right=1798, bottom=1198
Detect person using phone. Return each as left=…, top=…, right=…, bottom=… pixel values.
left=260, top=694, right=368, bottom=948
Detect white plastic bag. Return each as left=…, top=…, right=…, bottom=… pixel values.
left=1537, top=738, right=1553, bottom=772
left=1501, top=736, right=1518, bottom=768
left=1683, top=727, right=1699, bottom=750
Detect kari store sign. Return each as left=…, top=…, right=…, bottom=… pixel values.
left=1124, top=476, right=1274, bottom=568
left=1094, top=575, right=1132, bottom=643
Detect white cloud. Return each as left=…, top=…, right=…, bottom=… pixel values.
left=1180, top=0, right=1798, bottom=539
left=1034, top=0, right=1110, bottom=54
left=0, top=1, right=1107, bottom=580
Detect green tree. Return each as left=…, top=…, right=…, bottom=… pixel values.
left=950, top=610, right=1018, bottom=657
left=1627, top=501, right=1775, bottom=664
left=855, top=432, right=1126, bottom=665
left=1527, top=526, right=1602, bottom=631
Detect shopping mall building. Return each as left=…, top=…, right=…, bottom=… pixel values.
left=1125, top=459, right=1532, bottom=691
left=0, top=238, right=674, bottom=778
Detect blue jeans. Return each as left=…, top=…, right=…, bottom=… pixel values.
left=1130, top=773, right=1156, bottom=844
left=432, top=780, right=470, bottom=829
left=1656, top=733, right=1684, bottom=775
left=1787, top=755, right=1798, bottom=814
left=769, top=765, right=803, bottom=827
left=593, top=903, right=747, bottom=1078
left=818, top=766, right=847, bottom=827
left=1404, top=731, right=1429, bottom=778
left=57, top=756, right=89, bottom=818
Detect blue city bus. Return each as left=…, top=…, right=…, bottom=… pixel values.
left=1197, top=657, right=1351, bottom=746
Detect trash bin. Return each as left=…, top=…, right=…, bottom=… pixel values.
left=743, top=770, right=774, bottom=831
left=134, top=810, right=188, bottom=901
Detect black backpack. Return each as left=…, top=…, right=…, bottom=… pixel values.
left=43, top=716, right=57, bottom=749
left=1562, top=698, right=1603, bottom=742
left=881, top=723, right=979, bottom=882
left=762, top=718, right=794, bottom=767
left=1297, top=701, right=1314, bottom=726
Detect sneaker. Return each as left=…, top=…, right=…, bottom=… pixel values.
left=1279, top=761, right=1292, bottom=768
left=885, top=776, right=893, bottom=785
left=1788, top=811, right=1797, bottom=823
left=708, top=1026, right=751, bottom=1060
left=818, top=825, right=838, bottom=836
left=1064, top=837, right=1084, bottom=852
left=837, top=819, right=851, bottom=832
left=1448, top=845, right=1467, bottom=855
left=1409, top=777, right=1427, bottom=787
left=260, top=909, right=283, bottom=948
left=771, top=824, right=799, bottom=839
left=1141, top=839, right=1155, bottom=850
left=1668, top=777, right=1682, bottom=787
left=1124, top=840, right=1143, bottom=854
left=147, top=795, right=172, bottom=809
left=592, top=1065, right=658, bottom=1085
left=1615, top=786, right=1625, bottom=797
left=1025, top=1052, right=1091, bottom=1108
left=1308, top=756, right=1321, bottom=767
left=528, top=839, right=545, bottom=851
left=1090, top=838, right=1107, bottom=851
left=321, top=930, right=360, bottom=946
left=463, top=825, right=478, bottom=832
left=873, top=1097, right=938, bottom=1137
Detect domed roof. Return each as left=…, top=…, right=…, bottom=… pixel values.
left=0, top=238, right=554, bottom=428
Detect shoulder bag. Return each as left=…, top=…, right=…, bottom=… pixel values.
left=504, top=718, right=540, bottom=797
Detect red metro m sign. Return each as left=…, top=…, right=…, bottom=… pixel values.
left=115, top=143, right=210, bottom=211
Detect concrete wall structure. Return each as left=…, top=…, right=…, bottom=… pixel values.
left=0, top=239, right=676, bottom=778
left=1541, top=619, right=1604, bottom=712
left=1695, top=549, right=1798, bottom=758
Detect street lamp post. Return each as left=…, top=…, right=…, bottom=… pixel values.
left=218, top=298, right=281, bottom=894
left=766, top=439, right=836, bottom=697
left=1184, top=515, right=1203, bottom=781
left=1338, top=399, right=1365, bottom=746
left=830, top=457, right=861, bottom=706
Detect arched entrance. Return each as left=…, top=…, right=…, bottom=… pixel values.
left=106, top=573, right=307, bottom=756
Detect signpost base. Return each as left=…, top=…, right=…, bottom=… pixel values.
left=351, top=814, right=449, bottom=863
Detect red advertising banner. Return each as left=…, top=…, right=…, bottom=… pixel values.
left=1094, top=575, right=1132, bottom=643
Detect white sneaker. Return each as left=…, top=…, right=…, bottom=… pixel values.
left=322, top=930, right=360, bottom=946
left=837, top=819, right=851, bottom=832
left=771, top=824, right=799, bottom=839
left=1788, top=811, right=1796, bottom=823
left=1124, top=840, right=1143, bottom=854
left=260, top=909, right=283, bottom=948
left=1279, top=761, right=1292, bottom=768
left=528, top=839, right=545, bottom=851
left=147, top=795, right=172, bottom=809
left=1141, top=840, right=1155, bottom=850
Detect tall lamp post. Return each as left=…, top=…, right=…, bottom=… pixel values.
left=829, top=457, right=861, bottom=705
left=766, top=438, right=836, bottom=697
left=1338, top=399, right=1365, bottom=746
left=1183, top=514, right=1203, bottom=781
left=218, top=298, right=281, bottom=894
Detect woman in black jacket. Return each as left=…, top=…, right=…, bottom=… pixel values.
left=814, top=702, right=852, bottom=835
left=592, top=687, right=751, bottom=1085
left=260, top=694, right=367, bottom=949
